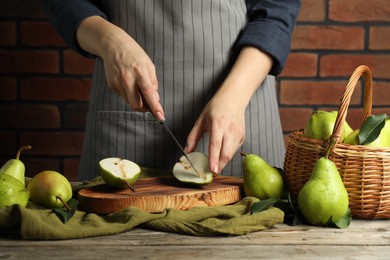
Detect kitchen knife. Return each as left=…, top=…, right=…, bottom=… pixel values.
left=159, top=120, right=207, bottom=179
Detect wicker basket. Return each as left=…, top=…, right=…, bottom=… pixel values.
left=283, top=65, right=390, bottom=219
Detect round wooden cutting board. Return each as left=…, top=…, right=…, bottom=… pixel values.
left=78, top=176, right=244, bottom=214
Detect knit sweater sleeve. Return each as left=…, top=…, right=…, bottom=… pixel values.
left=236, top=0, right=301, bottom=75
left=43, top=0, right=107, bottom=58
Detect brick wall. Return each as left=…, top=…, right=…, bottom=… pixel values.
left=1, top=0, right=390, bottom=180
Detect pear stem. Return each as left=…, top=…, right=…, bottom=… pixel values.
left=240, top=152, right=248, bottom=157
left=125, top=180, right=136, bottom=192
left=57, top=196, right=72, bottom=211
left=325, top=139, right=336, bottom=160
left=16, top=145, right=32, bottom=160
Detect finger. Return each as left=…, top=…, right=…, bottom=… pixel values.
left=134, top=65, right=165, bottom=121
left=120, top=71, right=145, bottom=111
left=217, top=136, right=237, bottom=175
left=208, top=126, right=223, bottom=174
left=186, top=120, right=205, bottom=153
left=108, top=77, right=131, bottom=104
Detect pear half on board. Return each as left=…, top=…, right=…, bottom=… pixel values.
left=172, top=152, right=213, bottom=185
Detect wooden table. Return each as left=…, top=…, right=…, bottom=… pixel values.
left=1, top=219, right=389, bottom=259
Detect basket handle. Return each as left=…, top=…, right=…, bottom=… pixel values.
left=330, top=65, right=373, bottom=147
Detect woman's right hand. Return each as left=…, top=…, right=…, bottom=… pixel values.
left=76, top=16, right=165, bottom=121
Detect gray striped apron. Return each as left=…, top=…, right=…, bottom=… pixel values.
left=77, top=0, right=285, bottom=181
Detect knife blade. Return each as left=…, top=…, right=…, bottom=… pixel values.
left=159, top=120, right=207, bottom=179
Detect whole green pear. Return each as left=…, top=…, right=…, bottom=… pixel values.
left=298, top=157, right=349, bottom=226
left=242, top=153, right=284, bottom=200
left=344, top=119, right=390, bottom=147
left=303, top=110, right=353, bottom=141
left=0, top=145, right=31, bottom=185
left=27, top=170, right=72, bottom=210
left=0, top=174, right=29, bottom=208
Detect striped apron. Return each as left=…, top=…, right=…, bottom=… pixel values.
left=77, top=0, right=285, bottom=181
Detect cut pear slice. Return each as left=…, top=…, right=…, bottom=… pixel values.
left=99, top=158, right=141, bottom=191
left=172, top=152, right=213, bottom=185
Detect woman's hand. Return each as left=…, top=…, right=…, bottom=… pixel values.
left=186, top=47, right=273, bottom=175
left=186, top=93, right=246, bottom=175
left=76, top=16, right=165, bottom=121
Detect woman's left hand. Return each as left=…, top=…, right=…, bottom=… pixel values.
left=185, top=94, right=246, bottom=175
left=185, top=47, right=273, bottom=175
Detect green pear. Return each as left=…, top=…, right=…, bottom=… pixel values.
left=27, top=170, right=72, bottom=210
left=303, top=110, right=353, bottom=141
left=344, top=119, right=390, bottom=147
left=0, top=145, right=31, bottom=185
left=172, top=152, right=213, bottom=185
left=298, top=157, right=349, bottom=226
left=241, top=153, right=284, bottom=200
left=0, top=174, right=29, bottom=208
left=99, top=158, right=142, bottom=191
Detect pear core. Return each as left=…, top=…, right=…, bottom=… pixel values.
left=99, top=158, right=141, bottom=189
left=172, top=152, right=213, bottom=185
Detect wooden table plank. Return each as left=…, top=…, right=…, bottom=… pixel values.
left=1, top=219, right=389, bottom=259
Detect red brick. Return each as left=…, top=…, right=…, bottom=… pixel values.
left=64, top=104, right=88, bottom=129
left=369, top=27, right=390, bottom=50
left=279, top=108, right=314, bottom=132
left=0, top=131, right=18, bottom=156
left=280, top=80, right=361, bottom=106
left=0, top=22, right=16, bottom=45
left=320, top=55, right=390, bottom=79
left=20, top=132, right=84, bottom=156
left=283, top=134, right=289, bottom=148
left=63, top=50, right=95, bottom=75
left=0, top=0, right=45, bottom=18
left=20, top=21, right=66, bottom=47
left=279, top=53, right=318, bottom=77
left=372, top=81, right=390, bottom=106
left=0, top=77, right=17, bottom=100
left=23, top=158, right=62, bottom=178
left=329, top=0, right=390, bottom=22
left=343, top=108, right=365, bottom=130
left=0, top=50, right=59, bottom=74
left=372, top=108, right=390, bottom=117
left=21, top=78, right=91, bottom=101
left=63, top=158, right=80, bottom=181
left=344, top=107, right=390, bottom=129
left=291, top=26, right=364, bottom=50
left=0, top=104, right=60, bottom=128
left=298, top=0, right=326, bottom=22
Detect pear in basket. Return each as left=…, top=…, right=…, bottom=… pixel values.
left=344, top=118, right=390, bottom=147
left=303, top=110, right=353, bottom=141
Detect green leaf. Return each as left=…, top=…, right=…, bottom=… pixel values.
left=333, top=208, right=352, bottom=229
left=358, top=114, right=388, bottom=145
left=251, top=192, right=302, bottom=226
left=324, top=208, right=351, bottom=229
left=251, top=198, right=278, bottom=213
left=53, top=198, right=79, bottom=224
left=275, top=193, right=302, bottom=226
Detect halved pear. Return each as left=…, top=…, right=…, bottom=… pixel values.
left=99, top=158, right=141, bottom=191
left=172, top=152, right=213, bottom=185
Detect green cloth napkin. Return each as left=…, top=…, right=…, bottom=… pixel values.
left=0, top=197, right=284, bottom=240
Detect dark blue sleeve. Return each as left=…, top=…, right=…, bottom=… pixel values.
left=236, top=0, right=301, bottom=75
left=43, top=0, right=107, bottom=58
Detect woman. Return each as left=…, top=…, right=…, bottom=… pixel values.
left=44, top=0, right=300, bottom=181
